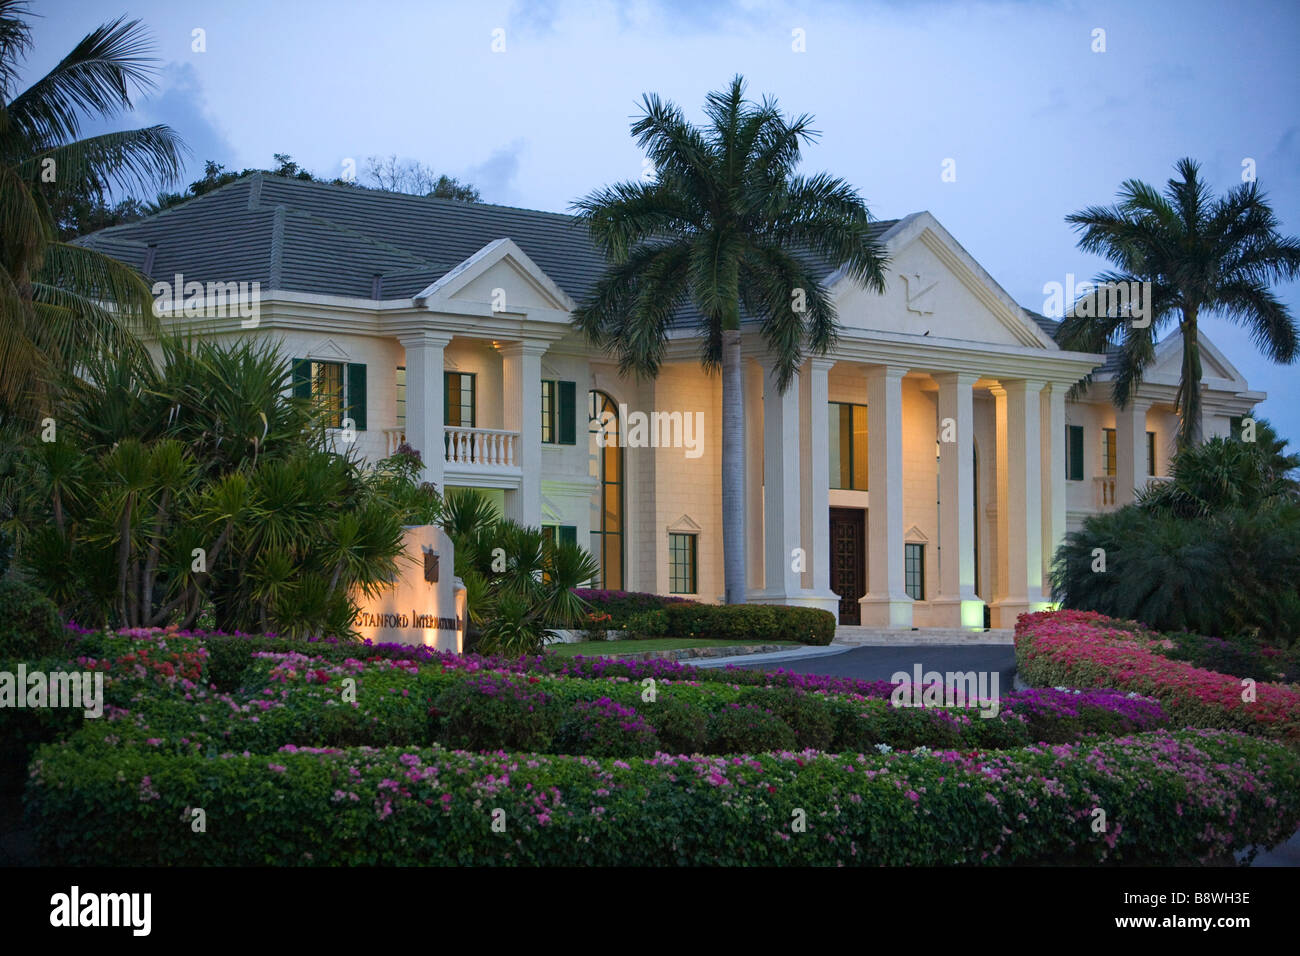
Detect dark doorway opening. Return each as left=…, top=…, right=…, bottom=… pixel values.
left=829, top=507, right=866, bottom=625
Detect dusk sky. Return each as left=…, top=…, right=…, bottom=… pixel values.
left=33, top=0, right=1300, bottom=440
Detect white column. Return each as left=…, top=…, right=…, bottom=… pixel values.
left=860, top=365, right=912, bottom=627
left=933, top=372, right=983, bottom=628
left=992, top=384, right=1008, bottom=610
left=757, top=361, right=803, bottom=602
left=744, top=357, right=765, bottom=595
left=500, top=340, right=546, bottom=527
left=798, top=357, right=839, bottom=613
left=991, top=379, right=1046, bottom=627
left=1115, top=400, right=1150, bottom=505
left=399, top=332, right=451, bottom=490
left=1042, top=383, right=1067, bottom=602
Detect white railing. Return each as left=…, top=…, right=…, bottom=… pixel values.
left=384, top=427, right=406, bottom=456
left=1094, top=475, right=1117, bottom=509
left=444, top=426, right=518, bottom=468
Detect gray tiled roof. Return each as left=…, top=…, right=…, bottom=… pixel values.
left=77, top=174, right=901, bottom=315
left=1022, top=307, right=1122, bottom=374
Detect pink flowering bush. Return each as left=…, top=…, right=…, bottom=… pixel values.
left=13, top=617, right=1300, bottom=866
left=554, top=698, right=659, bottom=757
left=26, top=728, right=1300, bottom=866
left=1016, top=610, right=1300, bottom=741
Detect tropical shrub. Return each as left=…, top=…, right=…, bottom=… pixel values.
left=1015, top=610, right=1300, bottom=741
left=735, top=687, right=837, bottom=750
left=1152, top=631, right=1300, bottom=684
left=662, top=603, right=836, bottom=645
left=3, top=336, right=435, bottom=637
left=622, top=610, right=668, bottom=638
left=1052, top=425, right=1300, bottom=646
left=704, top=703, right=797, bottom=753
left=27, top=730, right=1300, bottom=866
left=553, top=698, right=660, bottom=757
left=0, top=577, right=65, bottom=659
left=432, top=673, right=560, bottom=752
left=571, top=589, right=695, bottom=627
left=440, top=489, right=600, bottom=655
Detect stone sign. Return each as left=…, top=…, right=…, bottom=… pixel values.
left=351, top=525, right=466, bottom=652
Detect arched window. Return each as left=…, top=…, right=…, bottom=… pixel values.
left=588, top=390, right=624, bottom=589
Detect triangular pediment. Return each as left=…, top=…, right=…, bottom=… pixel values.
left=668, top=514, right=702, bottom=534
left=904, top=525, right=929, bottom=542
left=413, top=238, right=574, bottom=318
left=1147, top=330, right=1247, bottom=389
left=306, top=338, right=349, bottom=360
left=827, top=212, right=1057, bottom=349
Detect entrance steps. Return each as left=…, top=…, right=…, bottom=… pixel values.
left=833, top=626, right=1014, bottom=646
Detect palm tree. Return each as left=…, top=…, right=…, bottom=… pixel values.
left=0, top=2, right=185, bottom=418
left=1058, top=158, right=1300, bottom=449
left=571, top=75, right=889, bottom=603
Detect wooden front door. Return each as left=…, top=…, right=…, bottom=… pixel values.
left=829, top=508, right=866, bottom=625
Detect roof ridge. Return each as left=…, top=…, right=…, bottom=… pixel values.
left=255, top=173, right=588, bottom=223
left=73, top=174, right=262, bottom=243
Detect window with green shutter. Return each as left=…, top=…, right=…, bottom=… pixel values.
left=557, top=381, right=576, bottom=444
left=292, top=358, right=311, bottom=400
left=541, top=381, right=555, bottom=443
left=346, top=363, right=366, bottom=431
left=292, top=359, right=364, bottom=430
left=1146, top=430, right=1156, bottom=477
left=542, top=380, right=577, bottom=445
left=1066, top=424, right=1084, bottom=481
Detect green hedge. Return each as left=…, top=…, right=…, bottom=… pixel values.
left=662, top=603, right=836, bottom=645
left=27, top=729, right=1300, bottom=865
left=0, top=578, right=66, bottom=660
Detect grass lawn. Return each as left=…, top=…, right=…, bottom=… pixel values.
left=546, top=637, right=800, bottom=657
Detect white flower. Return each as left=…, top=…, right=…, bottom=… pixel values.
left=874, top=743, right=892, bottom=754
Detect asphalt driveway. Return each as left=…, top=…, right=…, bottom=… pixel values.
left=741, top=644, right=1017, bottom=687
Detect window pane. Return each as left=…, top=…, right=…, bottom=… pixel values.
left=1146, top=431, right=1156, bottom=477
left=669, top=533, right=697, bottom=594
left=446, top=373, right=461, bottom=427
left=541, top=381, right=554, bottom=443
left=828, top=402, right=844, bottom=490
left=395, top=366, right=406, bottom=432
left=461, top=374, right=475, bottom=427
left=312, top=361, right=343, bottom=428
left=852, top=404, right=869, bottom=491
left=904, top=543, right=924, bottom=600
left=605, top=536, right=622, bottom=589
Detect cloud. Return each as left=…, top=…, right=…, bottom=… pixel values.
left=134, top=61, right=237, bottom=188
left=509, top=0, right=561, bottom=35
left=463, top=140, right=528, bottom=204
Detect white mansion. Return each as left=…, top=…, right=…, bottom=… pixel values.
left=82, top=174, right=1264, bottom=629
